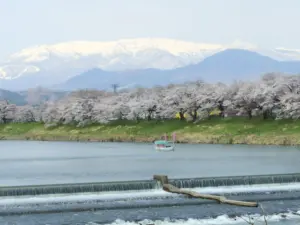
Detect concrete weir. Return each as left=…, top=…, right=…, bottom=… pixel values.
left=167, top=173, right=300, bottom=188
left=1, top=173, right=300, bottom=197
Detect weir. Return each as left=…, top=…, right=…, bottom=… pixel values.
left=0, top=173, right=300, bottom=197
left=168, top=173, right=300, bottom=188
left=0, top=180, right=157, bottom=197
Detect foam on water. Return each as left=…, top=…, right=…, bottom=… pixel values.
left=101, top=211, right=300, bottom=225
left=1, top=182, right=300, bottom=206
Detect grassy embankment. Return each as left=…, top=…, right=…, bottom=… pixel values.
left=1, top=118, right=300, bottom=145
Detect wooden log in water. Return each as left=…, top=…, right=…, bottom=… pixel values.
left=153, top=175, right=169, bottom=184
left=162, top=183, right=258, bottom=207
left=152, top=174, right=258, bottom=207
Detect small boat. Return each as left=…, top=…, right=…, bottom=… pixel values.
left=154, top=133, right=176, bottom=152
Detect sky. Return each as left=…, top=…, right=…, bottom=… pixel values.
left=0, top=0, right=300, bottom=59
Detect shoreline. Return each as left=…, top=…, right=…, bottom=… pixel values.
left=1, top=132, right=300, bottom=147
left=1, top=119, right=300, bottom=146
left=0, top=137, right=299, bottom=147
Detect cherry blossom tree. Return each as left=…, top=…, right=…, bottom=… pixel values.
left=14, top=105, right=36, bottom=123
left=0, top=100, right=17, bottom=123
left=3, top=73, right=300, bottom=126
left=230, top=81, right=267, bottom=119
left=163, top=85, right=188, bottom=120
left=41, top=101, right=63, bottom=125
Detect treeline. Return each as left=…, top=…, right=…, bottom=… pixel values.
left=0, top=73, right=300, bottom=127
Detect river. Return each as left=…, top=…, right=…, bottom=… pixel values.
left=1, top=140, right=300, bottom=186
left=1, top=140, right=300, bottom=225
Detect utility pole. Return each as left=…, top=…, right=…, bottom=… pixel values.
left=111, top=84, right=119, bottom=93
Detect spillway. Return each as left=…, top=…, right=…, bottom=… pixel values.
left=1, top=173, right=300, bottom=197
left=169, top=173, right=300, bottom=188
left=1, top=173, right=300, bottom=222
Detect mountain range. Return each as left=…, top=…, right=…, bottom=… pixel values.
left=58, top=49, right=300, bottom=90
left=0, top=87, right=67, bottom=106
left=1, top=38, right=300, bottom=91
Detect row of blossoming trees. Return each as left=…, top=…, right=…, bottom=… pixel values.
left=0, top=73, right=300, bottom=127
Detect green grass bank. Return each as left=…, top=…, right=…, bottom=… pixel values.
left=1, top=118, right=300, bottom=146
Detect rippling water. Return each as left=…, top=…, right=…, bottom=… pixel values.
left=1, top=183, right=300, bottom=224
left=1, top=201, right=300, bottom=225
left=1, top=141, right=300, bottom=224
left=1, top=141, right=300, bottom=185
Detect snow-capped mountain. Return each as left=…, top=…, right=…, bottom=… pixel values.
left=1, top=38, right=300, bottom=90
left=0, top=38, right=224, bottom=80
left=58, top=49, right=300, bottom=91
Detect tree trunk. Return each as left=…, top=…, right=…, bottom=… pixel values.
left=179, top=111, right=185, bottom=121
left=207, top=110, right=212, bottom=120
left=192, top=110, right=197, bottom=121
left=2, top=117, right=8, bottom=124
left=220, top=111, right=225, bottom=118
left=189, top=110, right=197, bottom=122
left=154, top=174, right=258, bottom=207
left=135, top=117, right=140, bottom=123
left=162, top=184, right=258, bottom=207
left=147, top=109, right=154, bottom=121
left=262, top=110, right=268, bottom=120
left=247, top=109, right=252, bottom=119
left=218, top=102, right=225, bottom=118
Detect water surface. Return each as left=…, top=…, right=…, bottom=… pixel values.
left=0, top=141, right=300, bottom=186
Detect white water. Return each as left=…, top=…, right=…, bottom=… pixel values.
left=103, top=212, right=300, bottom=225
left=1, top=182, right=300, bottom=206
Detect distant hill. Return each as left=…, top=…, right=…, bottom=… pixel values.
left=0, top=89, right=27, bottom=105
left=57, top=68, right=179, bottom=91
left=20, top=87, right=68, bottom=105
left=174, top=48, right=300, bottom=82
left=59, top=49, right=300, bottom=90
left=0, top=88, right=67, bottom=106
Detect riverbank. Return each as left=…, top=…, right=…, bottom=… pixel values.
left=1, top=118, right=300, bottom=145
